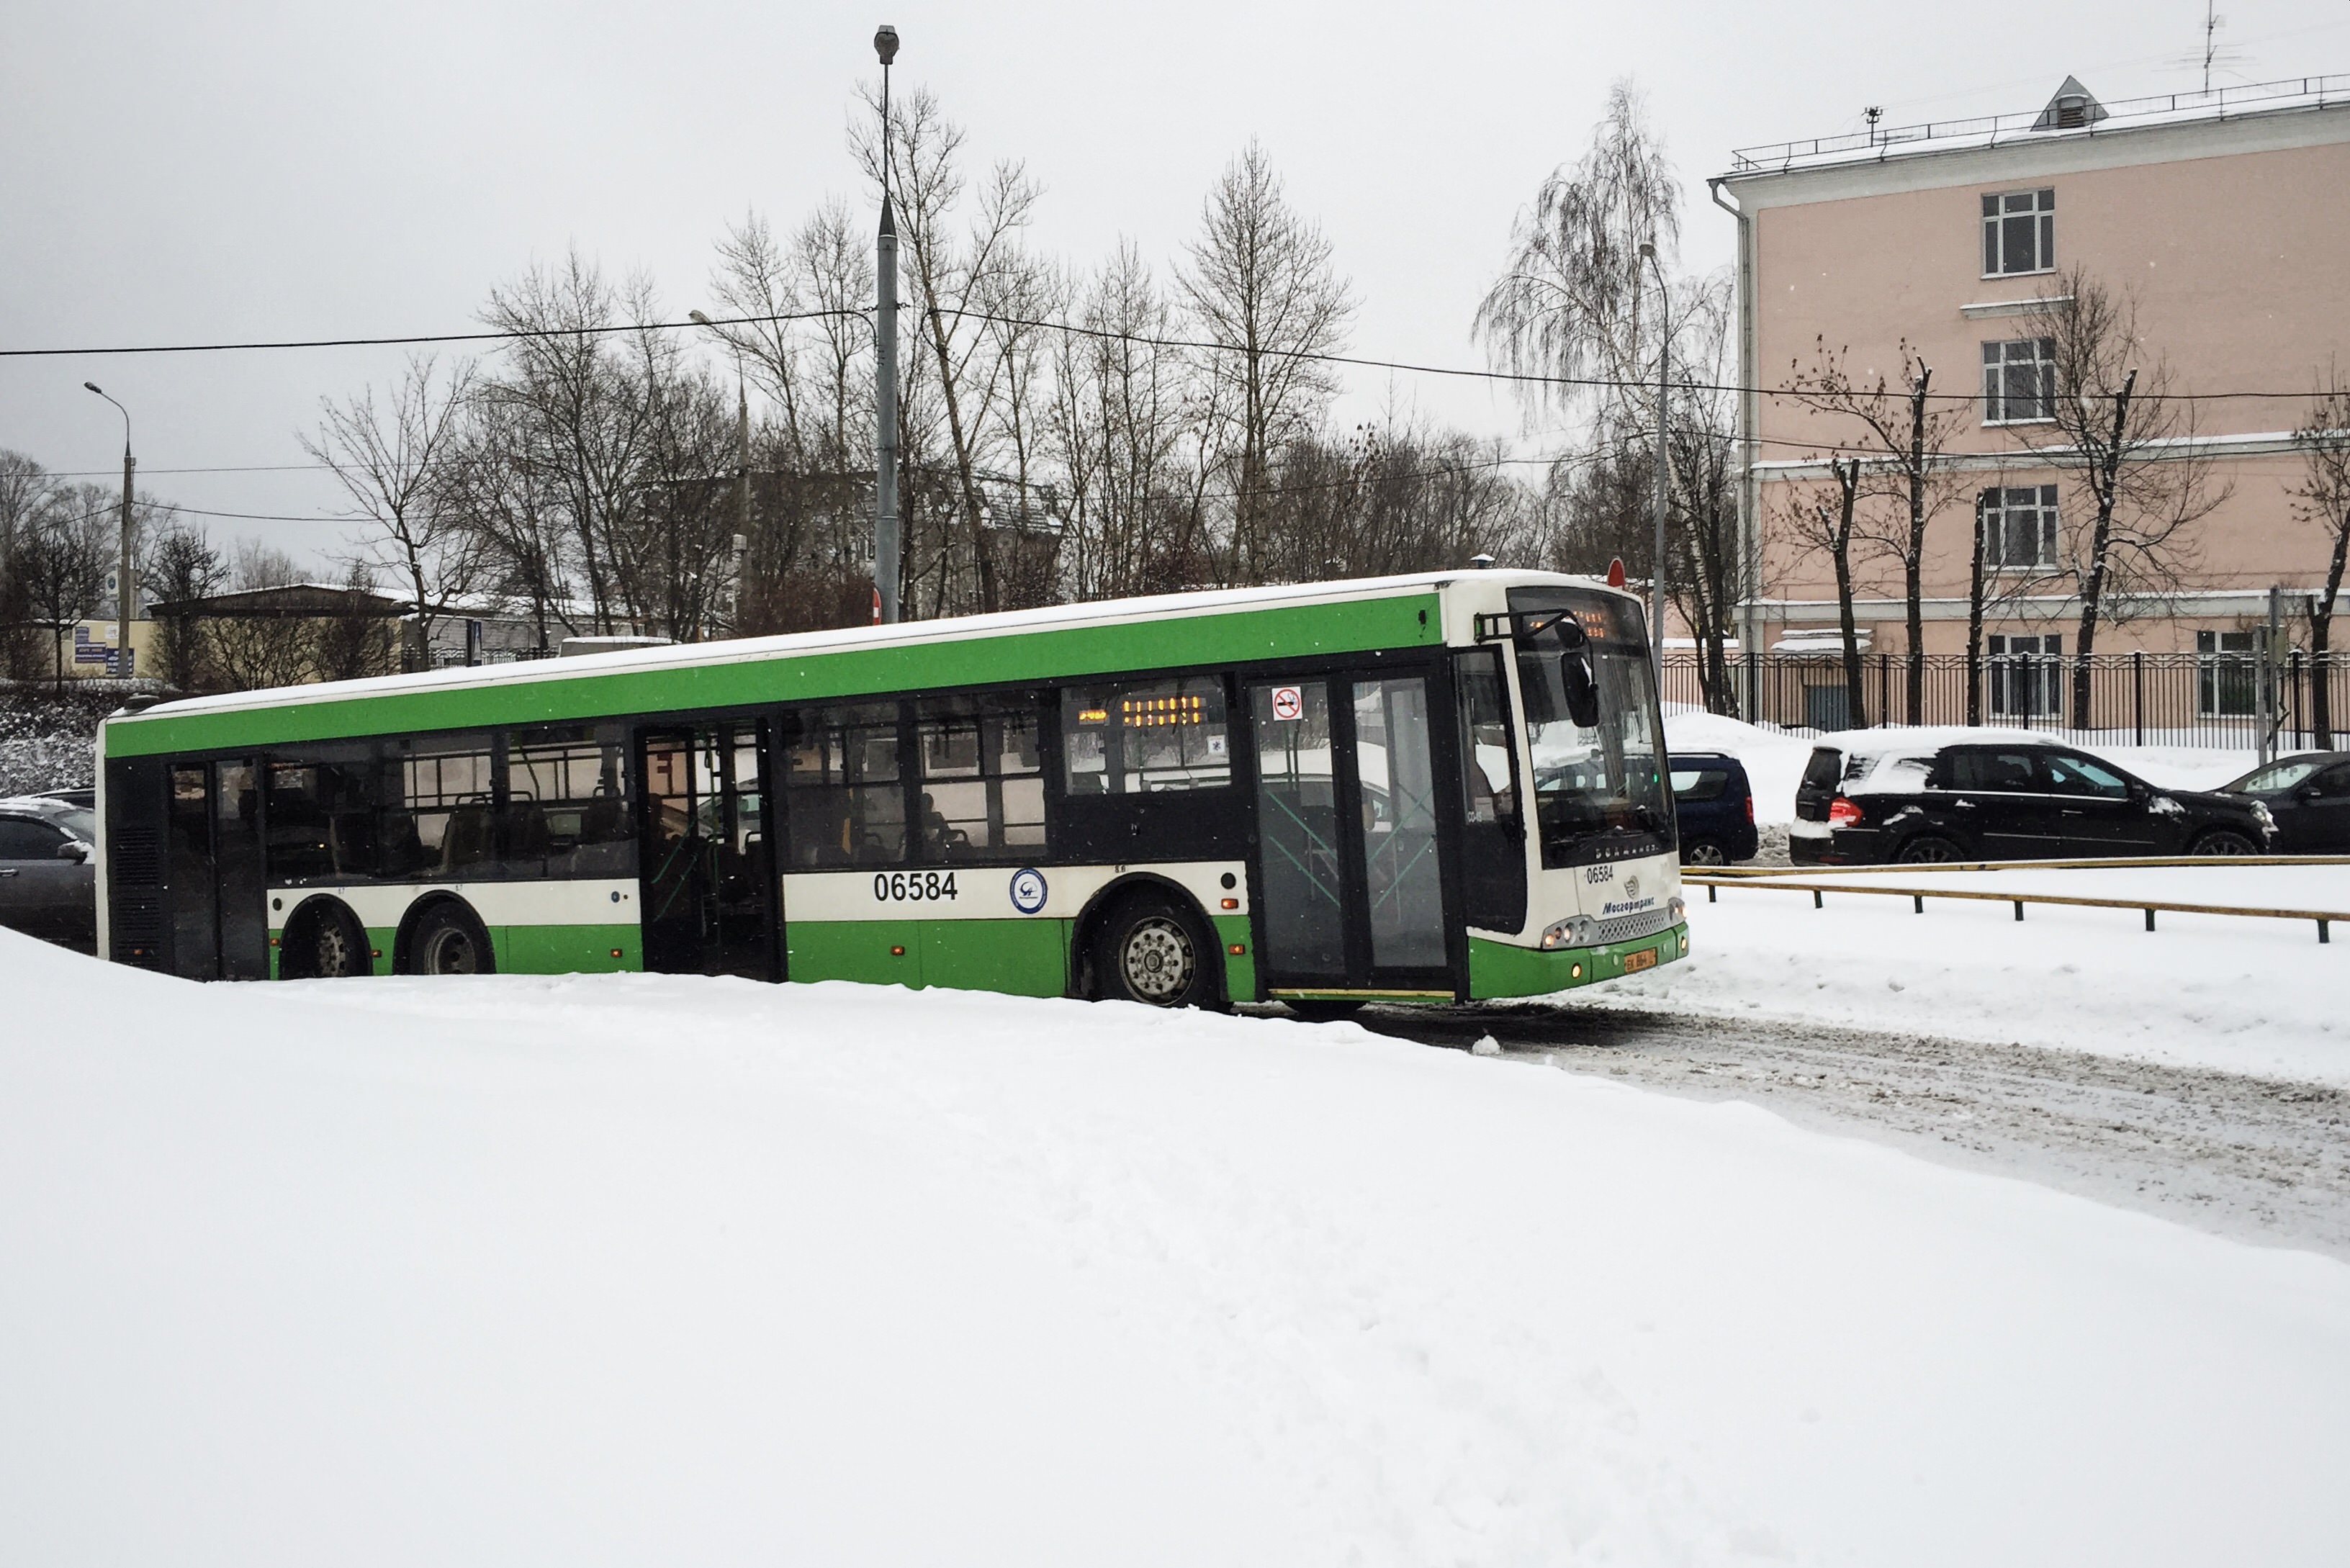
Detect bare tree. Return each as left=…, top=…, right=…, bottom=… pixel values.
left=1783, top=337, right=1969, bottom=724
left=479, top=249, right=660, bottom=634
left=16, top=487, right=112, bottom=688
left=208, top=544, right=316, bottom=691
left=1181, top=140, right=1356, bottom=585
left=1475, top=80, right=1680, bottom=415
left=1775, top=456, right=1868, bottom=729
left=2027, top=267, right=2230, bottom=726
left=314, top=561, right=395, bottom=682
left=143, top=521, right=225, bottom=691
left=2293, top=368, right=2350, bottom=747
left=302, top=353, right=482, bottom=655
left=0, top=450, right=58, bottom=680
left=858, top=84, right=1045, bottom=615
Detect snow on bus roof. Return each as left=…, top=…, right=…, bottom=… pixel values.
left=107, top=569, right=1620, bottom=728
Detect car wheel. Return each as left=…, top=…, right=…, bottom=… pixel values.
left=1895, top=834, right=1965, bottom=865
left=2191, top=829, right=2259, bottom=857
left=1680, top=839, right=1727, bottom=868
left=409, top=901, right=496, bottom=976
left=1091, top=892, right=1218, bottom=1009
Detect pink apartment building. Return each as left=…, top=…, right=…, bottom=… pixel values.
left=1709, top=75, right=2350, bottom=726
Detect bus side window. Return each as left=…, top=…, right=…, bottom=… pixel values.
left=510, top=724, right=634, bottom=878
left=1454, top=650, right=1518, bottom=827
left=1060, top=677, right=1230, bottom=796
left=914, top=692, right=1046, bottom=861
left=781, top=703, right=906, bottom=867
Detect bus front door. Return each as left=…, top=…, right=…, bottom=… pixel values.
left=637, top=723, right=777, bottom=980
left=1248, top=673, right=1453, bottom=1001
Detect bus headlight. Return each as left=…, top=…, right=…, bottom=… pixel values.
left=1540, top=914, right=1595, bottom=951
left=1668, top=896, right=1685, bottom=922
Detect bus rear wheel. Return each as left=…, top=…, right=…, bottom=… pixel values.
left=1092, top=893, right=1218, bottom=1009
left=409, top=901, right=496, bottom=977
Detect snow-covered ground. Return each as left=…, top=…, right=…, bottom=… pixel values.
left=6, top=929, right=2350, bottom=1565
left=1608, top=862, right=2350, bottom=1086
left=1664, top=711, right=2256, bottom=826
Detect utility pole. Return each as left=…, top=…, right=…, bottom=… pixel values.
left=84, top=382, right=135, bottom=679
left=688, top=309, right=755, bottom=635
left=1637, top=243, right=1671, bottom=685
left=873, top=23, right=901, bottom=624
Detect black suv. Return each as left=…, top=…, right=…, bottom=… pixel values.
left=1668, top=752, right=1759, bottom=865
left=1791, top=736, right=2275, bottom=864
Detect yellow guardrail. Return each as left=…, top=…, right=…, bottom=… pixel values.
left=1683, top=865, right=2350, bottom=943
left=1709, top=854, right=2350, bottom=876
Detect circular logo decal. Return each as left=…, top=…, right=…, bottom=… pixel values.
left=1623, top=875, right=1642, bottom=901
left=1009, top=868, right=1048, bottom=915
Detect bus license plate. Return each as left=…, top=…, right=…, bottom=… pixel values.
left=1622, top=947, right=1658, bottom=973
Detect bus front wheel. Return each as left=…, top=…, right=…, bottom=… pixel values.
left=1091, top=893, right=1219, bottom=1010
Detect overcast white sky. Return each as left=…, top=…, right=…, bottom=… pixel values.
left=4, top=0, right=2346, bottom=572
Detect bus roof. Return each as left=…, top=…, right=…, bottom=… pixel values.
left=102, top=569, right=1622, bottom=760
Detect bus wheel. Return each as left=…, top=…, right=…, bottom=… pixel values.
left=284, top=899, right=366, bottom=979
left=309, top=902, right=368, bottom=978
left=410, top=901, right=497, bottom=977
left=1094, top=893, right=1217, bottom=1009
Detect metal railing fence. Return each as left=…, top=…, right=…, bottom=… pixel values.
left=1663, top=650, right=2350, bottom=752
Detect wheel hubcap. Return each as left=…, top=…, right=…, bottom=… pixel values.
left=425, top=927, right=478, bottom=975
left=317, top=922, right=354, bottom=977
left=1120, top=918, right=1194, bottom=1003
left=1688, top=844, right=1724, bottom=866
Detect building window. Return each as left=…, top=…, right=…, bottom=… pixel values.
left=1981, top=188, right=2054, bottom=276
left=1983, top=338, right=2056, bottom=423
left=1979, top=485, right=2059, bottom=569
left=1987, top=634, right=2062, bottom=718
left=2196, top=630, right=2256, bottom=717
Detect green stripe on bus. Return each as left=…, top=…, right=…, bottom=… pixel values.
left=105, top=594, right=1444, bottom=758
left=1467, top=927, right=1688, bottom=999
left=785, top=916, right=1070, bottom=996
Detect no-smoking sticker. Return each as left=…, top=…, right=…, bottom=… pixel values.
left=1270, top=685, right=1303, bottom=721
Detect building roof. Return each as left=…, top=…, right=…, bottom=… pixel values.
left=1724, top=72, right=2348, bottom=179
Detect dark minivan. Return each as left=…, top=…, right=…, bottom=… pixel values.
left=1791, top=735, right=2274, bottom=864
left=1669, top=752, right=1758, bottom=865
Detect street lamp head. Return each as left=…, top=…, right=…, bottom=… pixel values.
left=688, top=310, right=713, bottom=327
left=84, top=381, right=104, bottom=395
left=1637, top=241, right=1656, bottom=261
left=874, top=24, right=899, bottom=65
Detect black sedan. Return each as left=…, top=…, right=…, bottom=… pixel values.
left=1791, top=737, right=2276, bottom=864
left=0, top=795, right=99, bottom=950
left=2218, top=752, right=2350, bottom=852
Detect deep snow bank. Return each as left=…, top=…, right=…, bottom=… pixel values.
left=4, top=932, right=2349, bottom=1566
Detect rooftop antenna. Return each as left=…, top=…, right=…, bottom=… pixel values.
left=2203, top=1, right=2220, bottom=94
left=1863, top=105, right=1883, bottom=143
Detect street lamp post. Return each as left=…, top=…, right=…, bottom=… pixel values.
left=84, top=382, right=135, bottom=679
left=1637, top=243, right=1671, bottom=684
left=873, top=22, right=901, bottom=625
left=688, top=310, right=754, bottom=633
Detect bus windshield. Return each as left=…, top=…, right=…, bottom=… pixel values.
left=1509, top=588, right=1670, bottom=862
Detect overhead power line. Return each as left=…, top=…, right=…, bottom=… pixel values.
left=2, top=305, right=2336, bottom=406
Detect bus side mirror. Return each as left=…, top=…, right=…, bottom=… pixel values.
left=1559, top=652, right=1601, bottom=729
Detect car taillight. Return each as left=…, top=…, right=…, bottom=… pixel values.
left=1828, top=796, right=1863, bottom=827
left=1745, top=795, right=1755, bottom=824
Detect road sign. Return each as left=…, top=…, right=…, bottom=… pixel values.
left=1270, top=685, right=1302, bottom=721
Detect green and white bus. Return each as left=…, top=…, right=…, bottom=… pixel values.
left=96, top=570, right=1686, bottom=1012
